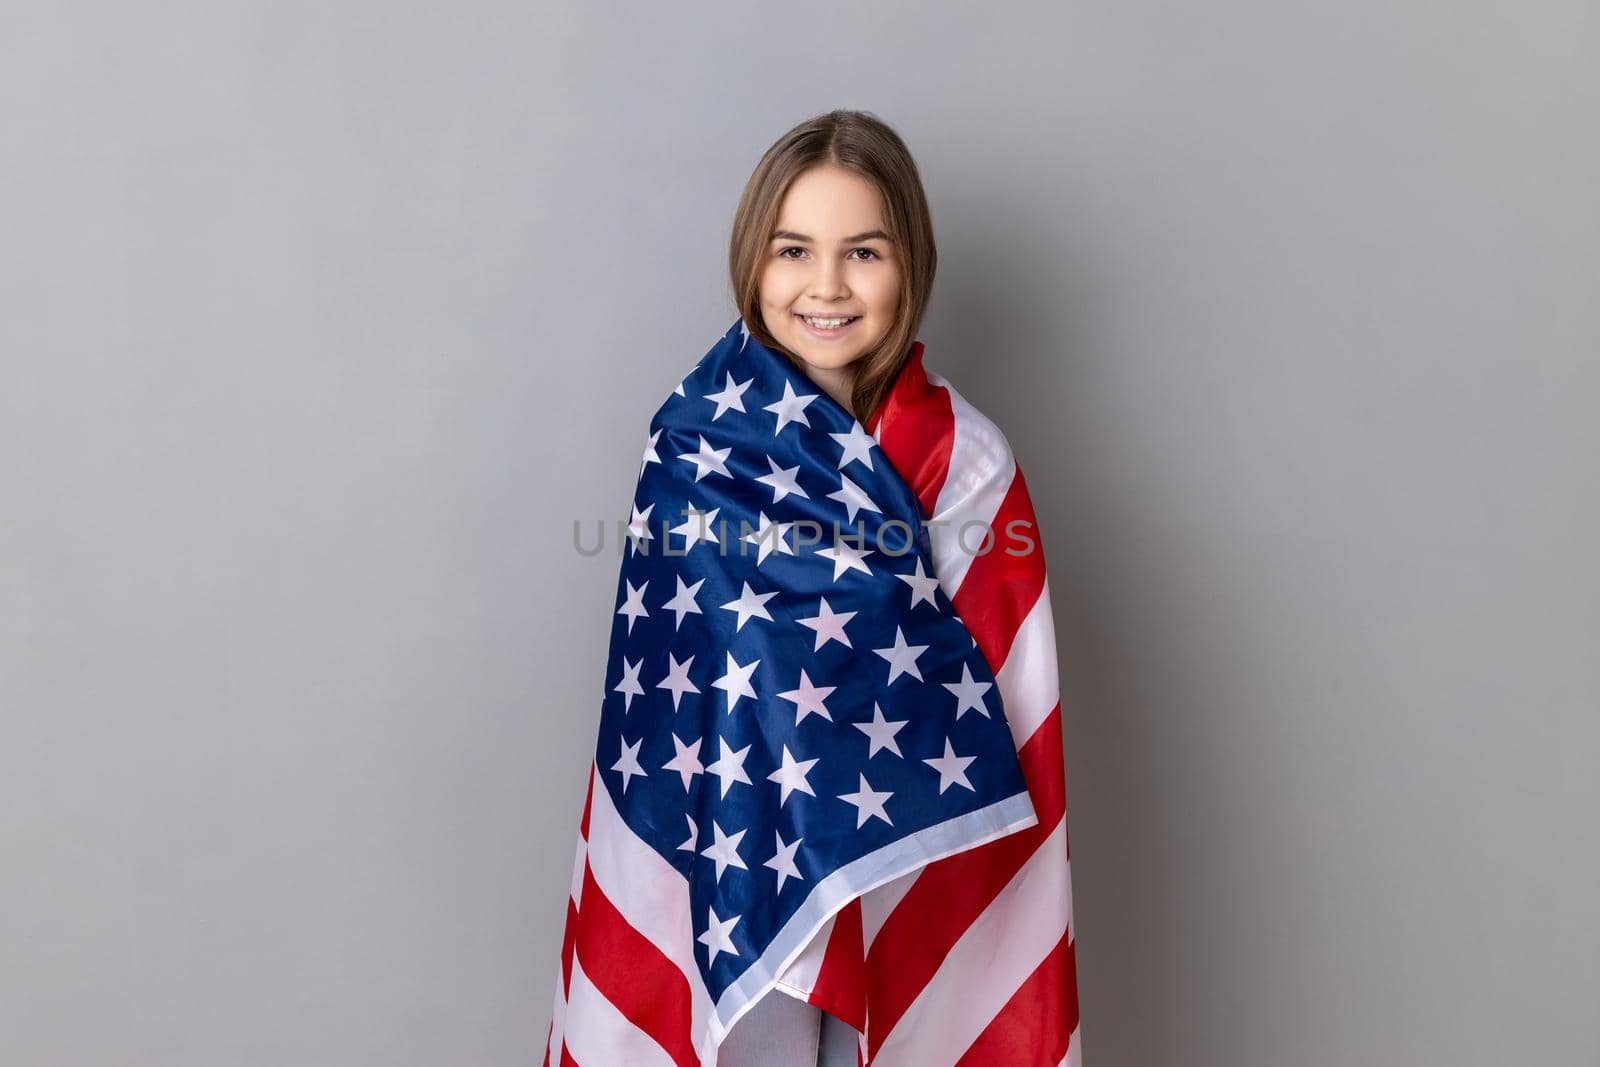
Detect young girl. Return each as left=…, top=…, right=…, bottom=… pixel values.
left=545, top=110, right=1080, bottom=1067
left=715, top=114, right=936, bottom=1066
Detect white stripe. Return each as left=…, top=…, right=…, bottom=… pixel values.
left=546, top=957, right=567, bottom=1065
left=926, top=372, right=1016, bottom=598
left=771, top=856, right=1018, bottom=1002
left=569, top=815, right=588, bottom=909
left=715, top=792, right=1038, bottom=1030
left=859, top=372, right=1043, bottom=951
left=583, top=764, right=715, bottom=1056
left=546, top=768, right=590, bottom=1065
left=772, top=911, right=829, bottom=997
left=1064, top=1025, right=1083, bottom=1067
left=873, top=818, right=1072, bottom=1064
left=882, top=372, right=1080, bottom=1060
left=776, top=856, right=928, bottom=991
left=860, top=865, right=919, bottom=950
left=992, top=577, right=1061, bottom=749
left=563, top=950, right=677, bottom=1067
left=547, top=769, right=588, bottom=1063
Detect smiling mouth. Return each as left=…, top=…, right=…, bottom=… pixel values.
left=795, top=312, right=861, bottom=337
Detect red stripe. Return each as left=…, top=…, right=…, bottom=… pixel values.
left=559, top=762, right=596, bottom=1004
left=559, top=896, right=578, bottom=1000
left=550, top=352, right=1079, bottom=1062
left=559, top=1046, right=580, bottom=1067
left=579, top=761, right=595, bottom=841
left=948, top=463, right=1048, bottom=674
left=865, top=360, right=1078, bottom=1060
left=809, top=899, right=867, bottom=1032
left=541, top=1020, right=552, bottom=1067
left=573, top=860, right=699, bottom=1067
left=867, top=343, right=955, bottom=520
left=864, top=703, right=1068, bottom=1059
left=954, top=930, right=1079, bottom=1066
left=939, top=464, right=1073, bottom=869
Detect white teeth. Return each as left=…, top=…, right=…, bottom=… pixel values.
left=801, top=315, right=856, bottom=329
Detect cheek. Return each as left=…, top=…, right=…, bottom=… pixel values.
left=757, top=272, right=794, bottom=311
left=862, top=270, right=902, bottom=310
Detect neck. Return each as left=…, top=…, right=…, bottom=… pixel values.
left=805, top=364, right=856, bottom=416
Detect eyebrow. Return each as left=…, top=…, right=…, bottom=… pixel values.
left=770, top=229, right=891, bottom=244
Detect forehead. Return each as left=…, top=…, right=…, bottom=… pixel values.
left=774, top=165, right=887, bottom=235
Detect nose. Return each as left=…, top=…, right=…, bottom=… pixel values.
left=807, top=257, right=849, bottom=301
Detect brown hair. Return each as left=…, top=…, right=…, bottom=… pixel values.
left=728, top=109, right=937, bottom=424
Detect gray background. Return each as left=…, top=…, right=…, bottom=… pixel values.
left=2, top=2, right=1596, bottom=1065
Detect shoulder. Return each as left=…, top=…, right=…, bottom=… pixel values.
left=923, top=368, right=1019, bottom=498
left=913, top=368, right=1044, bottom=583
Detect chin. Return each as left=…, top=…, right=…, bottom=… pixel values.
left=781, top=332, right=851, bottom=360
left=799, top=349, right=861, bottom=371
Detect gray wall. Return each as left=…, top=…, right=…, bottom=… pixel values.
left=2, top=2, right=1595, bottom=1065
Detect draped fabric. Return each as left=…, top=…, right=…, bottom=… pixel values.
left=545, top=321, right=1080, bottom=1065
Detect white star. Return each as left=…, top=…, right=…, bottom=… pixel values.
left=662, top=733, right=705, bottom=790
left=896, top=558, right=941, bottom=610
left=720, top=580, right=777, bottom=632
left=767, top=744, right=819, bottom=807
left=611, top=734, right=647, bottom=793
left=838, top=772, right=894, bottom=828
left=616, top=578, right=649, bottom=634
left=640, top=428, right=662, bottom=477
left=661, top=574, right=706, bottom=630
left=755, top=456, right=809, bottom=503
left=853, top=702, right=909, bottom=758
left=705, top=736, right=753, bottom=798
left=704, top=373, right=753, bottom=420
left=699, top=819, right=749, bottom=883
left=943, top=662, right=994, bottom=719
left=699, top=903, right=741, bottom=966
left=625, top=502, right=654, bottom=556
left=677, top=813, right=697, bottom=853
left=765, top=830, right=804, bottom=892
left=924, top=738, right=978, bottom=794
left=831, top=424, right=876, bottom=471
left=816, top=538, right=874, bottom=581
left=677, top=435, right=733, bottom=482
left=873, top=626, right=928, bottom=685
left=656, top=652, right=700, bottom=710
left=670, top=503, right=721, bottom=549
left=743, top=511, right=796, bottom=566
left=796, top=596, right=856, bottom=651
left=710, top=652, right=760, bottom=713
left=777, top=669, right=836, bottom=726
left=613, top=656, right=645, bottom=710
left=764, top=380, right=818, bottom=434
left=826, top=473, right=881, bottom=525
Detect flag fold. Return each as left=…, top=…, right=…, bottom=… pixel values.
left=546, top=320, right=1079, bottom=1066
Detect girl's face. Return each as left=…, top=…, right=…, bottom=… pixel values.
left=757, top=164, right=902, bottom=407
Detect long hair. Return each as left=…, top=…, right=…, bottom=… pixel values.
left=728, top=110, right=937, bottom=424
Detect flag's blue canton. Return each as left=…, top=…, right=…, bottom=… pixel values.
left=595, top=319, right=1031, bottom=1003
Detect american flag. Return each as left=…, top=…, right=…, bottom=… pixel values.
left=545, top=320, right=1080, bottom=1065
